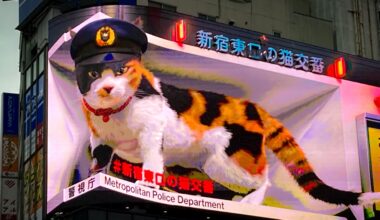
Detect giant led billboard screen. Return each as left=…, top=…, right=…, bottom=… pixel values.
left=47, top=7, right=380, bottom=220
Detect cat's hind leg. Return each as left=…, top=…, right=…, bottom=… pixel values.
left=239, top=176, right=270, bottom=205
left=200, top=127, right=267, bottom=196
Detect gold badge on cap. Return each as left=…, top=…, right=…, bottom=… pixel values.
left=96, top=26, right=116, bottom=47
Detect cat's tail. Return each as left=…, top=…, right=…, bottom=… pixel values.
left=257, top=106, right=380, bottom=206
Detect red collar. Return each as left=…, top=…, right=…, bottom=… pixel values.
left=82, top=97, right=132, bottom=122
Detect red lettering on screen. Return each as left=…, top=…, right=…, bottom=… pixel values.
left=113, top=159, right=122, bottom=174
left=133, top=166, right=142, bottom=180
left=178, top=176, right=190, bottom=191
left=111, top=158, right=214, bottom=195
left=121, top=162, right=132, bottom=177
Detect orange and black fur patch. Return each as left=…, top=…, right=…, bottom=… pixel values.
left=159, top=76, right=360, bottom=205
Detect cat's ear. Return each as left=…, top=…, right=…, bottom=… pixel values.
left=49, top=59, right=77, bottom=82
left=132, top=16, right=144, bottom=29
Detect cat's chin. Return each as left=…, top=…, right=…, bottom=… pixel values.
left=98, top=98, right=129, bottom=109
left=84, top=95, right=125, bottom=109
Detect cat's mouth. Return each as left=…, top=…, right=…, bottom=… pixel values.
left=98, top=97, right=124, bottom=109
left=97, top=86, right=114, bottom=98
left=84, top=94, right=124, bottom=109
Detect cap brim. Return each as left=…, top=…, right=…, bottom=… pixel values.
left=76, top=53, right=141, bottom=66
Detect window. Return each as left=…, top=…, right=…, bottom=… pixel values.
left=198, top=13, right=217, bottom=22
left=33, top=60, right=38, bottom=82
left=148, top=1, right=176, bottom=12
left=273, top=31, right=281, bottom=38
left=31, top=44, right=37, bottom=61
left=26, top=67, right=32, bottom=89
left=38, top=50, right=45, bottom=75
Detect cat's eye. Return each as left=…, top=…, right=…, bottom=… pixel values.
left=115, top=66, right=127, bottom=76
left=88, top=71, right=99, bottom=78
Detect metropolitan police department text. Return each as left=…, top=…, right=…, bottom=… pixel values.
left=104, top=176, right=225, bottom=210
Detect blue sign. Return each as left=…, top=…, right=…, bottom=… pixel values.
left=2, top=93, right=19, bottom=135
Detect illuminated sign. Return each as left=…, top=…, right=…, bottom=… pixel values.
left=196, top=30, right=325, bottom=74
left=173, top=20, right=186, bottom=44
left=63, top=173, right=342, bottom=220
left=327, top=57, right=347, bottom=79
left=110, top=157, right=214, bottom=194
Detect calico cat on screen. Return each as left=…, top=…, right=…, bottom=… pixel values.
left=71, top=58, right=380, bottom=207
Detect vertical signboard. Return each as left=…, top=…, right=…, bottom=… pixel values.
left=357, top=113, right=380, bottom=219
left=23, top=162, right=30, bottom=220
left=1, top=179, right=18, bottom=220
left=34, top=149, right=44, bottom=220
left=1, top=93, right=19, bottom=135
left=1, top=135, right=19, bottom=177
left=36, top=75, right=44, bottom=150
left=24, top=90, right=31, bottom=161
left=29, top=154, right=37, bottom=219
left=2, top=93, right=19, bottom=177
left=1, top=93, right=19, bottom=220
left=30, top=83, right=37, bottom=155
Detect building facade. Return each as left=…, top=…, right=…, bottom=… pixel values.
left=143, top=0, right=380, bottom=61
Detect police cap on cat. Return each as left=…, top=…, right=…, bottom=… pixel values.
left=70, top=18, right=148, bottom=94
left=70, top=18, right=147, bottom=65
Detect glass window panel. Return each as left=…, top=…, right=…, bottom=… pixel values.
left=26, top=67, right=32, bottom=89
left=33, top=60, right=38, bottom=82
left=38, top=51, right=45, bottom=75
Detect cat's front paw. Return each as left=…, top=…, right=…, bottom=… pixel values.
left=135, top=180, right=160, bottom=189
left=88, top=166, right=107, bottom=176
left=89, top=144, right=113, bottom=176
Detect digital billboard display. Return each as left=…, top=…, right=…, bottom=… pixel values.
left=47, top=8, right=380, bottom=219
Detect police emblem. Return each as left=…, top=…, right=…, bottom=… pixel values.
left=96, top=26, right=115, bottom=47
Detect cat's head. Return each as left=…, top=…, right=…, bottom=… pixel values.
left=75, top=58, right=154, bottom=109
left=69, top=18, right=148, bottom=109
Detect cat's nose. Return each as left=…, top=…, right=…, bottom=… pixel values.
left=103, top=86, right=113, bottom=94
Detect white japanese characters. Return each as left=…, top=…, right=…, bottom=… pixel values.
left=196, top=30, right=325, bottom=74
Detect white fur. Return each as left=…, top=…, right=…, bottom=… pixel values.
left=83, top=67, right=380, bottom=211
left=84, top=72, right=268, bottom=200
left=358, top=192, right=380, bottom=206
left=240, top=177, right=271, bottom=205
